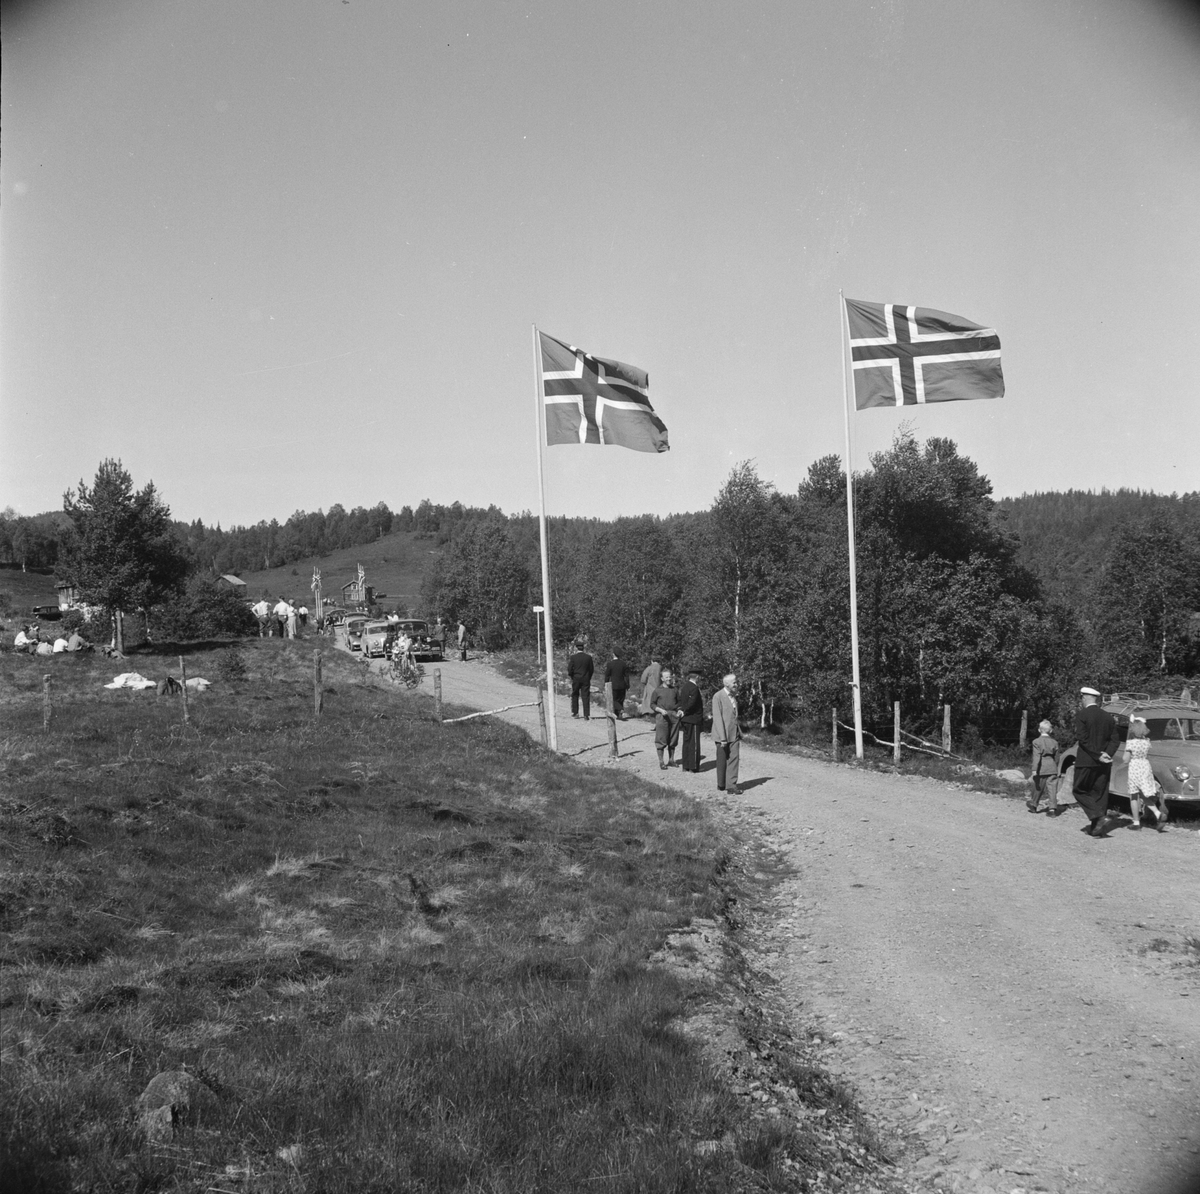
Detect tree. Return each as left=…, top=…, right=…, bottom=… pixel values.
left=60, top=460, right=189, bottom=653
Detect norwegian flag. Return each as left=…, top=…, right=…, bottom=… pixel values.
left=846, top=299, right=1003, bottom=410
left=539, top=331, right=668, bottom=453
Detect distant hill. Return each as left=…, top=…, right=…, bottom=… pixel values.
left=0, top=565, right=60, bottom=621
left=234, top=530, right=442, bottom=614
left=996, top=489, right=1200, bottom=607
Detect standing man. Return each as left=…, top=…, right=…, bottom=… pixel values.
left=298, top=603, right=309, bottom=628
left=677, top=670, right=704, bottom=773
left=651, top=668, right=682, bottom=769
left=434, top=617, right=448, bottom=656
left=711, top=673, right=742, bottom=795
left=567, top=640, right=594, bottom=719
left=252, top=597, right=270, bottom=638
left=272, top=596, right=290, bottom=639
left=1073, top=686, right=1120, bottom=837
left=286, top=600, right=299, bottom=640
left=604, top=649, right=631, bottom=719
left=457, top=621, right=468, bottom=662
left=639, top=654, right=662, bottom=718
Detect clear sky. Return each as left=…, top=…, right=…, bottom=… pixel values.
left=2, top=0, right=1198, bottom=528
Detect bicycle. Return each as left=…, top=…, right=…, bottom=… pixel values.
left=388, top=653, right=424, bottom=689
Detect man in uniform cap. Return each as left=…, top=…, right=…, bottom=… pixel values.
left=1072, top=686, right=1120, bottom=837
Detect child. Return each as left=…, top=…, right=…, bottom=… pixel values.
left=1123, top=718, right=1167, bottom=831
left=1027, top=719, right=1062, bottom=815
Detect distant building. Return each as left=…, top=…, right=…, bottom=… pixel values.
left=217, top=574, right=247, bottom=592
left=56, top=582, right=78, bottom=610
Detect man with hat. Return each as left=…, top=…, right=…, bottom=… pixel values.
left=1072, top=686, right=1121, bottom=836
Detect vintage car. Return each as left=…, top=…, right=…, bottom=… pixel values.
left=344, top=615, right=368, bottom=652
left=1059, top=695, right=1200, bottom=808
left=360, top=620, right=393, bottom=658
left=392, top=618, right=443, bottom=661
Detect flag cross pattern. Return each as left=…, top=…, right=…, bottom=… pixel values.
left=539, top=331, right=668, bottom=453
left=846, top=299, right=1003, bottom=409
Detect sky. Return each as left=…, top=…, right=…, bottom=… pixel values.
left=2, top=0, right=1199, bottom=529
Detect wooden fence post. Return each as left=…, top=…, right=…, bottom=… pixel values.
left=434, top=668, right=443, bottom=722
left=1019, top=709, right=1028, bottom=750
left=832, top=707, right=840, bottom=763
left=42, top=674, right=52, bottom=732
left=314, top=650, right=323, bottom=718
left=536, top=681, right=548, bottom=748
left=606, top=681, right=619, bottom=758
left=942, top=704, right=951, bottom=753
left=893, top=701, right=901, bottom=765
left=179, top=656, right=189, bottom=724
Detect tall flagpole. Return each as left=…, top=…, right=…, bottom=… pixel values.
left=531, top=324, right=559, bottom=751
left=839, top=291, right=865, bottom=760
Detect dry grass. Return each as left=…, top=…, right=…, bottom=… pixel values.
left=0, top=640, right=816, bottom=1192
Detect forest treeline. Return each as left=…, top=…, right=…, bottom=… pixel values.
left=0, top=498, right=499, bottom=576
left=420, top=435, right=1200, bottom=739
left=4, top=437, right=1197, bottom=740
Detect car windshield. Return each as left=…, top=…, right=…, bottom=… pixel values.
left=401, top=622, right=428, bottom=634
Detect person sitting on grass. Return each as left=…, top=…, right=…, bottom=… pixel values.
left=52, top=635, right=69, bottom=653
left=13, top=625, right=35, bottom=652
left=67, top=629, right=87, bottom=652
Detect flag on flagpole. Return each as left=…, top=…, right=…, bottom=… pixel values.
left=845, top=299, right=1003, bottom=410
left=538, top=331, right=668, bottom=453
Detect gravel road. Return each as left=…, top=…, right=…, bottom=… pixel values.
left=367, top=649, right=1200, bottom=1194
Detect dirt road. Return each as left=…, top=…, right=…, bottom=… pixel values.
left=368, top=650, right=1200, bottom=1194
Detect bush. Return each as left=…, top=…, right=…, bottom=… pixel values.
left=150, top=579, right=257, bottom=641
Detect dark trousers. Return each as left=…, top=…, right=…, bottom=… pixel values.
left=612, top=688, right=626, bottom=717
left=571, top=680, right=590, bottom=718
left=715, top=739, right=740, bottom=790
left=681, top=722, right=701, bottom=771
left=1073, top=763, right=1111, bottom=820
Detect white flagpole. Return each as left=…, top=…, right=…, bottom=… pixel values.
left=839, top=291, right=865, bottom=760
left=531, top=324, right=559, bottom=751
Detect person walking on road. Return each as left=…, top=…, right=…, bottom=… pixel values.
left=1073, top=686, right=1120, bottom=836
left=567, top=640, right=594, bottom=719
left=639, top=655, right=662, bottom=718
left=604, top=649, right=631, bottom=719
left=651, top=668, right=682, bottom=769
left=1027, top=719, right=1062, bottom=815
left=677, top=670, right=704, bottom=773
left=1123, top=718, right=1167, bottom=831
left=711, top=673, right=742, bottom=794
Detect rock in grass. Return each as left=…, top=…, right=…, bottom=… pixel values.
left=136, top=1071, right=218, bottom=1140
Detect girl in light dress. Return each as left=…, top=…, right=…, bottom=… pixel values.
left=1123, top=718, right=1167, bottom=831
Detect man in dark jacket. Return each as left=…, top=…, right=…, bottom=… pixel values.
left=604, top=650, right=631, bottom=718
left=1072, top=686, right=1121, bottom=836
left=677, top=670, right=704, bottom=772
left=566, top=641, right=594, bottom=719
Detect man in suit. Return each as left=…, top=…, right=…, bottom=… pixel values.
left=1072, top=686, right=1120, bottom=837
left=566, top=640, right=594, bottom=719
left=677, top=670, right=704, bottom=772
left=604, top=650, right=631, bottom=719
left=711, top=673, right=742, bottom=794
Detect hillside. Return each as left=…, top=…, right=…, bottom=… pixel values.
left=0, top=566, right=60, bottom=621
left=996, top=489, right=1200, bottom=607
left=233, top=529, right=442, bottom=613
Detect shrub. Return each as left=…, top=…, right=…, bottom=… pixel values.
left=150, top=579, right=257, bottom=641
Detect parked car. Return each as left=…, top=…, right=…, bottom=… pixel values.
left=345, top=615, right=368, bottom=652
left=393, top=619, right=443, bottom=661
left=360, top=620, right=393, bottom=658
left=30, top=604, right=62, bottom=621
left=1059, top=695, right=1200, bottom=808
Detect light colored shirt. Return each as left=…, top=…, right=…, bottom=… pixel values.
left=14, top=630, right=31, bottom=646
left=36, top=641, right=53, bottom=655
left=53, top=638, right=69, bottom=652
left=67, top=633, right=85, bottom=651
left=273, top=601, right=291, bottom=618
left=252, top=600, right=270, bottom=618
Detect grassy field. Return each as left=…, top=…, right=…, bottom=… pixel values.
left=0, top=639, right=854, bottom=1192
left=0, top=567, right=60, bottom=621
left=236, top=531, right=441, bottom=614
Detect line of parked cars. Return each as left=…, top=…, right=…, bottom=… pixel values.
left=345, top=616, right=445, bottom=661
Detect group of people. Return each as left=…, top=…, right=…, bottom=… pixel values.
left=564, top=643, right=745, bottom=795
left=1026, top=686, right=1168, bottom=835
left=251, top=597, right=310, bottom=639
left=12, top=623, right=88, bottom=655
